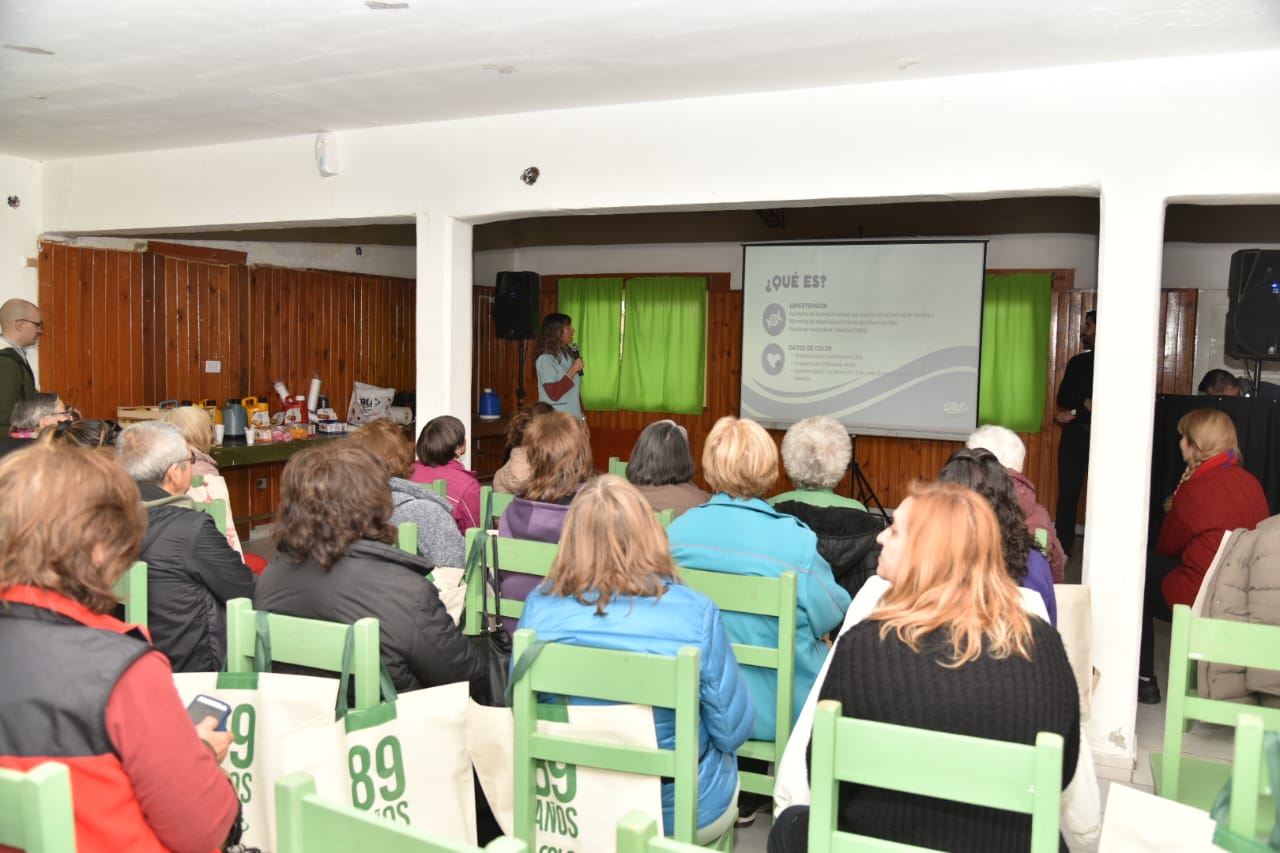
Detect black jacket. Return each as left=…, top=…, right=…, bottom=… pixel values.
left=0, top=346, right=36, bottom=435
left=139, top=484, right=256, bottom=672
left=254, top=538, right=485, bottom=693
left=772, top=500, right=885, bottom=597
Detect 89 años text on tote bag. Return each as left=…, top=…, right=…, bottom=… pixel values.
left=279, top=668, right=476, bottom=843
left=172, top=633, right=344, bottom=851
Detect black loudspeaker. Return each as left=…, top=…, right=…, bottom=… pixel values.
left=1226, top=249, right=1280, bottom=360
left=493, top=271, right=541, bottom=340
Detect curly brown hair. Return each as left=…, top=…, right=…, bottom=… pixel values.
left=521, top=411, right=594, bottom=502
left=0, top=445, right=145, bottom=613
left=272, top=441, right=396, bottom=569
left=349, top=418, right=415, bottom=479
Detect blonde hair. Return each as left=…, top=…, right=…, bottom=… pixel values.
left=161, top=406, right=215, bottom=454
left=870, top=481, right=1034, bottom=667
left=702, top=416, right=778, bottom=499
left=545, top=475, right=678, bottom=615
left=1176, top=409, right=1241, bottom=488
left=0, top=445, right=146, bottom=613
left=522, top=411, right=595, bottom=502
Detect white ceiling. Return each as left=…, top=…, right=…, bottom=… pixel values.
left=1, top=0, right=1278, bottom=162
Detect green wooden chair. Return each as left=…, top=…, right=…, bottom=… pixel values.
left=679, top=568, right=797, bottom=801
left=430, top=478, right=449, bottom=498
left=1215, top=712, right=1278, bottom=845
left=398, top=521, right=419, bottom=555
left=461, top=530, right=557, bottom=636
left=479, top=485, right=516, bottom=529
left=113, top=559, right=148, bottom=627
left=275, top=771, right=527, bottom=853
left=609, top=456, right=628, bottom=477
left=617, top=811, right=705, bottom=853
left=510, top=628, right=733, bottom=850
left=1151, top=604, right=1280, bottom=833
left=809, top=699, right=1064, bottom=852
left=0, top=762, right=77, bottom=853
left=225, top=598, right=382, bottom=710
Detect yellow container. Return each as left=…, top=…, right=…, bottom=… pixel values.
left=198, top=398, right=222, bottom=426
left=242, top=396, right=270, bottom=428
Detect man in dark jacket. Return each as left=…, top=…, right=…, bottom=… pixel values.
left=0, top=298, right=42, bottom=435
left=117, top=421, right=255, bottom=672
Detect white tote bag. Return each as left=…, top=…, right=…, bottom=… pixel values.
left=468, top=700, right=664, bottom=853
left=1097, top=784, right=1219, bottom=852
left=280, top=674, right=477, bottom=844
left=172, top=670, right=340, bottom=851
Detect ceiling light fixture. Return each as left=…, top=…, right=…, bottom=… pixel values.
left=365, top=1, right=409, bottom=9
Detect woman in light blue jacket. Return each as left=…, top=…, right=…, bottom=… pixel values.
left=516, top=475, right=754, bottom=840
left=667, top=416, right=851, bottom=744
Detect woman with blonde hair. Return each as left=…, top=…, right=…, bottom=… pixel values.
left=667, top=416, right=849, bottom=824
left=160, top=404, right=248, bottom=560
left=492, top=401, right=554, bottom=494
left=0, top=445, right=241, bottom=851
left=769, top=481, right=1079, bottom=853
left=500, top=410, right=595, bottom=543
left=516, top=475, right=753, bottom=840
left=1139, top=408, right=1268, bottom=703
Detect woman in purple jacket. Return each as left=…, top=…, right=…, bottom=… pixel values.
left=938, top=448, right=1057, bottom=625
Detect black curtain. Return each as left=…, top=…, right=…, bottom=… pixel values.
left=1150, top=395, right=1280, bottom=543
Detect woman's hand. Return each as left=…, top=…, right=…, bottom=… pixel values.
left=195, top=717, right=233, bottom=764
left=569, top=357, right=584, bottom=378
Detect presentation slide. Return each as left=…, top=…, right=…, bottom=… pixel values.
left=741, top=241, right=987, bottom=439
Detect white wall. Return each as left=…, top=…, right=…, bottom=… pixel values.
left=0, top=153, right=43, bottom=375
left=30, top=48, right=1280, bottom=774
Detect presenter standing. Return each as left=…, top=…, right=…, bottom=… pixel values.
left=535, top=312, right=584, bottom=419
left=1054, top=310, right=1095, bottom=557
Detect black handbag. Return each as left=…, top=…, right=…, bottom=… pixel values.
left=470, top=532, right=512, bottom=706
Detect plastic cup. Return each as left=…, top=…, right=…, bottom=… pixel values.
left=245, top=429, right=256, bottom=446
left=214, top=424, right=225, bottom=445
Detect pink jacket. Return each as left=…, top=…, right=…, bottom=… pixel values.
left=410, top=459, right=481, bottom=534
left=1009, top=469, right=1066, bottom=583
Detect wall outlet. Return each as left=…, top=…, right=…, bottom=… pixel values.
left=255, top=478, right=268, bottom=490
left=205, top=360, right=221, bottom=373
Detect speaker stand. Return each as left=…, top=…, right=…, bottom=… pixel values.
left=516, top=342, right=527, bottom=409
left=847, top=434, right=889, bottom=521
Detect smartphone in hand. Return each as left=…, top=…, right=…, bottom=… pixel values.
left=186, top=694, right=232, bottom=731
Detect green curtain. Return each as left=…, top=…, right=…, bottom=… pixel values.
left=618, top=277, right=707, bottom=413
left=978, top=273, right=1052, bottom=433
left=558, top=277, right=624, bottom=412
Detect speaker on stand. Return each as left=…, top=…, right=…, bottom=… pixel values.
left=1225, top=249, right=1280, bottom=393
left=493, top=271, right=541, bottom=408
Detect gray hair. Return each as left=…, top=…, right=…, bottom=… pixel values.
left=116, top=421, right=190, bottom=483
left=11, top=393, right=62, bottom=431
left=780, top=416, right=851, bottom=491
left=966, top=424, right=1026, bottom=473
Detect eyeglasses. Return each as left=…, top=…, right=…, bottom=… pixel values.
left=18, top=319, right=45, bottom=330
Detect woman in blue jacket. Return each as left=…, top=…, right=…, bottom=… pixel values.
left=516, top=474, right=754, bottom=841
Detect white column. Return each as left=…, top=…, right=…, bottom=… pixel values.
left=414, top=214, right=475, bottom=463
left=1083, top=186, right=1166, bottom=772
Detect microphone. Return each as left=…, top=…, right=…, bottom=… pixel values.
left=569, top=343, right=584, bottom=377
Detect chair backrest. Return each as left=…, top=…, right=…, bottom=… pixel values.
left=0, top=761, right=77, bottom=853
left=1161, top=604, right=1280, bottom=801
left=616, top=811, right=704, bottom=853
left=430, top=478, right=449, bottom=497
left=398, top=521, right=418, bottom=555
left=655, top=508, right=675, bottom=528
left=1220, top=712, right=1273, bottom=841
left=275, top=771, right=527, bottom=853
left=809, top=699, right=1063, bottom=853
left=678, top=567, right=797, bottom=797
left=196, top=497, right=229, bottom=534
left=608, top=456, right=628, bottom=477
left=511, top=628, right=703, bottom=844
left=461, top=530, right=557, bottom=636
left=112, top=559, right=148, bottom=627
left=224, top=598, right=382, bottom=709
left=479, top=485, right=516, bottom=529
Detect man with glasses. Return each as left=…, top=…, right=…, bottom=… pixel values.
left=0, top=393, right=72, bottom=459
left=116, top=422, right=255, bottom=672
left=0, top=298, right=43, bottom=435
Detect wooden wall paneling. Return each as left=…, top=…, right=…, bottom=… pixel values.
left=141, top=252, right=164, bottom=405
left=1156, top=289, right=1198, bottom=395
left=62, top=246, right=84, bottom=410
